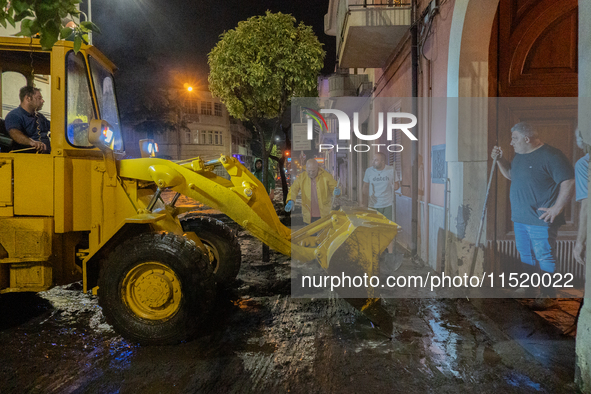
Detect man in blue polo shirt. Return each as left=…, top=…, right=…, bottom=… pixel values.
left=491, top=122, right=575, bottom=308
left=4, top=86, right=50, bottom=153
left=574, top=129, right=589, bottom=265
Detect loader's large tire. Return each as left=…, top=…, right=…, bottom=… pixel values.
left=97, top=232, right=215, bottom=345
left=181, top=216, right=242, bottom=286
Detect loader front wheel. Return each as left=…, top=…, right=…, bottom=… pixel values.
left=98, top=232, right=215, bottom=345
left=181, top=216, right=241, bottom=286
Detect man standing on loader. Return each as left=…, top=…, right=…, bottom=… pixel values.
left=285, top=158, right=340, bottom=224
left=4, top=86, right=50, bottom=153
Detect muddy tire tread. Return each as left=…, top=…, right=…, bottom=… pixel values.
left=181, top=216, right=242, bottom=287
left=97, top=232, right=215, bottom=345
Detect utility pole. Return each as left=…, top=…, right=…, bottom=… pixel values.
left=410, top=0, right=419, bottom=256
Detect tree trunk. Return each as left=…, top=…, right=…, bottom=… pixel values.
left=282, top=124, right=292, bottom=205
left=256, top=122, right=271, bottom=263
left=270, top=154, right=288, bottom=205
left=277, top=155, right=287, bottom=205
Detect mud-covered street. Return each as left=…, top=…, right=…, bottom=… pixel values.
left=0, top=197, right=581, bottom=393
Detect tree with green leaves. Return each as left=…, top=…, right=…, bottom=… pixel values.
left=208, top=11, right=325, bottom=204
left=0, top=0, right=100, bottom=52
left=123, top=89, right=191, bottom=160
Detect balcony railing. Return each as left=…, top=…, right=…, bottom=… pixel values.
left=328, top=73, right=370, bottom=97
left=336, top=0, right=412, bottom=68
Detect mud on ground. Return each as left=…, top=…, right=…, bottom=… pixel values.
left=0, top=193, right=581, bottom=393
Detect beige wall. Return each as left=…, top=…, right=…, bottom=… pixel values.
left=366, top=0, right=456, bottom=263
left=576, top=0, right=591, bottom=390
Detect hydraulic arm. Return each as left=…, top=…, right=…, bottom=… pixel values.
left=119, top=154, right=399, bottom=274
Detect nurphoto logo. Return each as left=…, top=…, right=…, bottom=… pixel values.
left=303, top=107, right=418, bottom=153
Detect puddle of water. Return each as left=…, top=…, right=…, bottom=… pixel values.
left=425, top=303, right=461, bottom=379
left=505, top=371, right=542, bottom=391
left=233, top=298, right=262, bottom=311
left=38, top=283, right=114, bottom=335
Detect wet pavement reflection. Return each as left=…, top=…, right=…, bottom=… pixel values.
left=0, top=198, right=581, bottom=393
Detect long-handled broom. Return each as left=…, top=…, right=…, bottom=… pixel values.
left=469, top=156, right=498, bottom=277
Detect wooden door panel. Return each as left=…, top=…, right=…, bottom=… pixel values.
left=498, top=0, right=578, bottom=97
left=491, top=0, right=579, bottom=243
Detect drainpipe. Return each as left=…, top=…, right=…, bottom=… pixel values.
left=442, top=165, right=449, bottom=272
left=411, top=0, right=419, bottom=256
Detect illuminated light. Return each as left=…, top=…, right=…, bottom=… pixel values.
left=154, top=143, right=159, bottom=153
left=187, top=86, right=193, bottom=92
left=103, top=127, right=114, bottom=144
left=148, top=143, right=153, bottom=154
left=285, top=151, right=290, bottom=156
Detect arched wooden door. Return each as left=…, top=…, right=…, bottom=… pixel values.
left=488, top=0, right=581, bottom=275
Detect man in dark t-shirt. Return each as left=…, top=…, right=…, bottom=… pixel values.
left=491, top=122, right=574, bottom=302
left=4, top=86, right=50, bottom=153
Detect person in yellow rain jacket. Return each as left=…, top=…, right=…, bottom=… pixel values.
left=285, top=159, right=340, bottom=224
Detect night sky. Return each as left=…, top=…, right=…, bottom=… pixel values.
left=88, top=0, right=335, bottom=113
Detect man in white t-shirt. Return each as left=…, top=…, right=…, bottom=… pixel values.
left=362, top=152, right=400, bottom=253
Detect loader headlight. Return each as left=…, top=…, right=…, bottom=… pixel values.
left=139, top=139, right=158, bottom=158
left=147, top=142, right=159, bottom=154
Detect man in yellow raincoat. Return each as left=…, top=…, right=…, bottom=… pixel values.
left=285, top=159, right=340, bottom=224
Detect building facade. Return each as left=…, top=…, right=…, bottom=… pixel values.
left=123, top=89, right=252, bottom=169
left=230, top=118, right=254, bottom=169
left=325, top=0, right=582, bottom=268
left=324, top=0, right=591, bottom=387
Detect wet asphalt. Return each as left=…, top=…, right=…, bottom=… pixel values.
left=0, top=195, right=581, bottom=393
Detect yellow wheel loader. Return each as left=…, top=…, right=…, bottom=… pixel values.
left=0, top=37, right=399, bottom=344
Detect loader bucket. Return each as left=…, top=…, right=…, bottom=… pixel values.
left=291, top=207, right=399, bottom=335
left=291, top=207, right=399, bottom=282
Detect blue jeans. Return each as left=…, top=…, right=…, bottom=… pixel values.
left=513, top=222, right=558, bottom=273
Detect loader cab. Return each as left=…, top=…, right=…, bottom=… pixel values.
left=0, top=37, right=124, bottom=155
left=0, top=38, right=127, bottom=294
left=0, top=37, right=125, bottom=233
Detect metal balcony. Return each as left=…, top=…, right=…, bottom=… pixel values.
left=327, top=73, right=370, bottom=97
left=336, top=1, right=411, bottom=68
